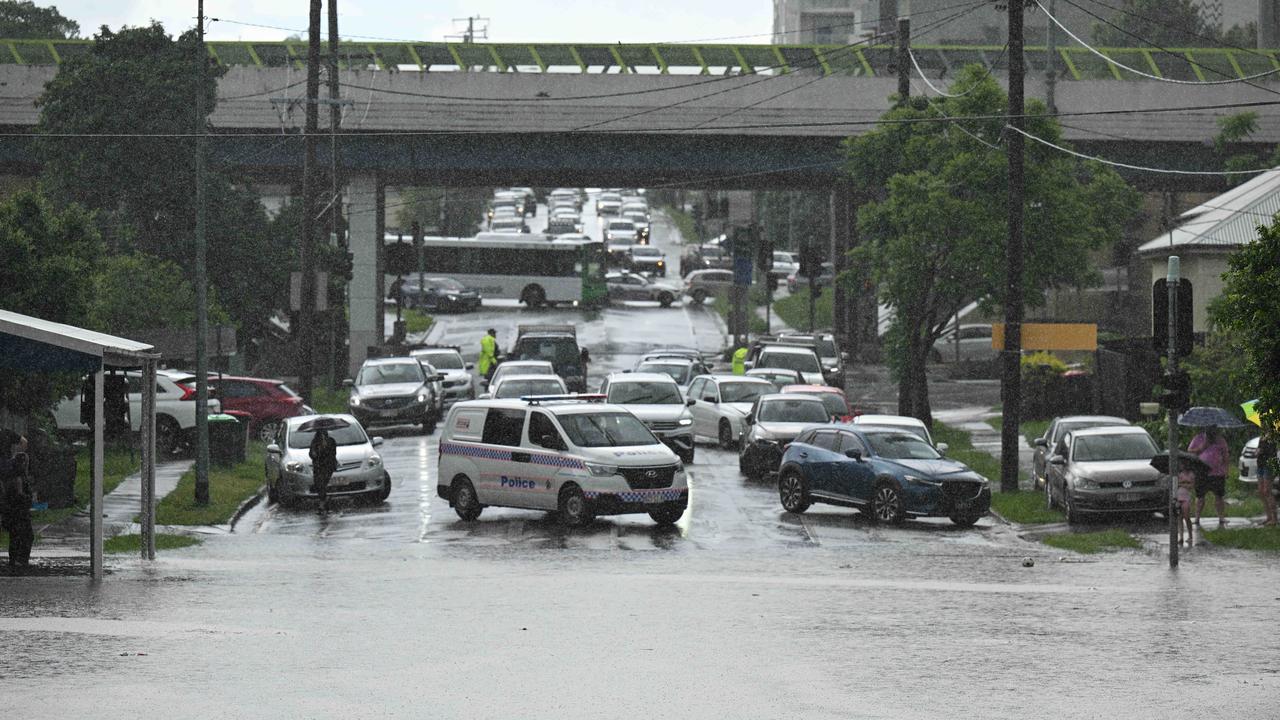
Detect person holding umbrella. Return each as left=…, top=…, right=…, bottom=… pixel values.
left=1188, top=426, right=1230, bottom=529
left=1258, top=429, right=1277, bottom=527
left=309, top=427, right=338, bottom=513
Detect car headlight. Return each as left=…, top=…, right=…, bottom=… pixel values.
left=905, top=474, right=941, bottom=487
left=1076, top=476, right=1099, bottom=489
left=366, top=454, right=382, bottom=468
left=286, top=461, right=308, bottom=474
left=677, top=417, right=693, bottom=426
left=585, top=462, right=618, bottom=477
left=417, top=392, right=429, bottom=403
left=349, top=395, right=361, bottom=406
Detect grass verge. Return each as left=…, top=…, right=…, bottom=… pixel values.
left=27, top=445, right=139, bottom=530
left=403, top=308, right=434, bottom=335
left=153, top=443, right=265, bottom=526
left=934, top=422, right=1064, bottom=524
left=310, top=386, right=348, bottom=415
left=773, top=288, right=832, bottom=333
left=661, top=205, right=697, bottom=244
left=1203, top=525, right=1280, bottom=551
left=1041, top=529, right=1141, bottom=554
left=712, top=290, right=769, bottom=336
left=105, top=533, right=202, bottom=554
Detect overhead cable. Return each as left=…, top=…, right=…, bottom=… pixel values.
left=1008, top=125, right=1277, bottom=175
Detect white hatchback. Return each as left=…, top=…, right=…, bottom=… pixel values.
left=437, top=397, right=688, bottom=526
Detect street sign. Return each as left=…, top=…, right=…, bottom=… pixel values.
left=991, top=323, right=1097, bottom=351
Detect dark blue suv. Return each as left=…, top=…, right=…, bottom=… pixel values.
left=777, top=425, right=990, bottom=527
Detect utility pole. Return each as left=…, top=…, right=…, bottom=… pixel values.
left=897, top=1, right=911, bottom=104
left=1166, top=257, right=1181, bottom=568
left=1000, top=0, right=1026, bottom=494
left=193, top=0, right=210, bottom=506
left=299, top=0, right=321, bottom=403
left=328, top=0, right=343, bottom=388
left=1045, top=0, right=1057, bottom=115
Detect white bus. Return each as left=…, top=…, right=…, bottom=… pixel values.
left=387, top=233, right=607, bottom=308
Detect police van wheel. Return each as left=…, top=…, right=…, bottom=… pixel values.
left=658, top=292, right=674, bottom=308
left=691, top=289, right=707, bottom=305
left=558, top=485, right=594, bottom=527
left=649, top=504, right=684, bottom=526
left=452, top=478, right=483, bottom=521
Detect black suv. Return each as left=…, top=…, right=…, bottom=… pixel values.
left=509, top=324, right=588, bottom=392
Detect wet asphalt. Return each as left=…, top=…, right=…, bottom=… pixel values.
left=3, top=202, right=1279, bottom=718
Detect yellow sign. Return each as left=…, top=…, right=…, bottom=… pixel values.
left=991, top=323, right=1097, bottom=351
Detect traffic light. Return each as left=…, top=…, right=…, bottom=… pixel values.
left=756, top=233, right=773, bottom=272
left=1152, top=279, right=1193, bottom=358
left=1160, top=369, right=1191, bottom=413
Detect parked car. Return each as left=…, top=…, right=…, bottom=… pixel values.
left=767, top=251, right=798, bottom=286
left=930, top=324, right=998, bottom=363
left=777, top=425, right=991, bottom=527
left=1239, top=435, right=1261, bottom=483
left=627, top=245, right=667, bottom=276
left=781, top=385, right=855, bottom=422
left=634, top=358, right=703, bottom=392
left=546, top=217, right=581, bottom=236
left=264, top=414, right=390, bottom=507
left=683, top=269, right=734, bottom=304
left=605, top=271, right=680, bottom=307
left=786, top=262, right=834, bottom=293
left=638, top=347, right=707, bottom=365
left=394, top=276, right=482, bottom=313
left=738, top=394, right=831, bottom=480
left=1044, top=426, right=1166, bottom=523
left=599, top=372, right=695, bottom=464
left=53, top=369, right=223, bottom=455
left=487, top=374, right=568, bottom=400
left=346, top=357, right=443, bottom=434
left=686, top=375, right=776, bottom=448
left=206, top=375, right=306, bottom=443
left=596, top=192, right=623, bottom=215
left=488, top=360, right=556, bottom=389
left=408, top=346, right=476, bottom=406
left=750, top=345, right=826, bottom=386
left=779, top=332, right=845, bottom=388
left=746, top=367, right=806, bottom=391
left=849, top=414, right=939, bottom=449
left=509, top=324, right=587, bottom=393
left=1031, top=415, right=1131, bottom=490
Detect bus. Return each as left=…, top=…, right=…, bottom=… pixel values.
left=389, top=233, right=607, bottom=308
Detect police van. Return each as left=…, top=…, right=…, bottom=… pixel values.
left=437, top=395, right=688, bottom=526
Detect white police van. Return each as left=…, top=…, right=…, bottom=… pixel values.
left=437, top=395, right=688, bottom=526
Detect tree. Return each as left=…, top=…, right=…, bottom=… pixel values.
left=844, top=65, right=1140, bottom=425
left=88, top=252, right=228, bottom=339
left=0, top=1, right=78, bottom=38
left=0, top=189, right=101, bottom=416
left=394, top=187, right=487, bottom=237
left=1091, top=0, right=1217, bottom=47
left=1212, top=112, right=1280, bottom=185
left=1215, top=217, right=1280, bottom=430
left=1182, top=299, right=1250, bottom=412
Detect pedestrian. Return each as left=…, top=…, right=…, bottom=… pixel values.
left=732, top=346, right=748, bottom=375
left=478, top=328, right=498, bottom=382
left=389, top=276, right=406, bottom=312
left=1176, top=467, right=1196, bottom=546
left=1257, top=429, right=1278, bottom=527
left=309, top=428, right=337, bottom=513
left=1188, top=426, right=1230, bottom=528
left=3, top=434, right=34, bottom=568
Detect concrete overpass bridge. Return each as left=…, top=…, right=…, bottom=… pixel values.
left=0, top=39, right=1277, bottom=371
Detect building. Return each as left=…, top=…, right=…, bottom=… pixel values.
left=1138, top=169, right=1280, bottom=333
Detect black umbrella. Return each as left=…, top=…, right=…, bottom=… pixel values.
left=298, top=416, right=350, bottom=433
left=1150, top=450, right=1209, bottom=476
left=1177, top=406, right=1247, bottom=429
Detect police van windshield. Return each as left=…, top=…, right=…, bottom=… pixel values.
left=559, top=412, right=657, bottom=447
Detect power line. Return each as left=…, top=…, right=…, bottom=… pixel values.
left=1039, top=0, right=1280, bottom=85
left=908, top=43, right=1008, bottom=98
left=1008, top=124, right=1277, bottom=175
left=1079, top=0, right=1278, bottom=64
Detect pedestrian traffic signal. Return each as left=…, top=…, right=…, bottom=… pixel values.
left=1152, top=279, right=1193, bottom=358
left=1160, top=369, right=1191, bottom=412
left=756, top=235, right=773, bottom=272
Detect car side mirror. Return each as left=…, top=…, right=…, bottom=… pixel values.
left=686, top=398, right=696, bottom=407
left=936, top=442, right=949, bottom=454
left=743, top=361, right=754, bottom=370
left=342, top=379, right=354, bottom=388
left=705, top=397, right=718, bottom=404
left=465, top=363, right=475, bottom=370
left=432, top=374, right=446, bottom=382
left=844, top=449, right=862, bottom=461
left=372, top=437, right=384, bottom=447
left=1049, top=455, right=1066, bottom=466
left=478, top=393, right=491, bottom=400
left=745, top=414, right=755, bottom=425
left=266, top=444, right=281, bottom=454
left=1034, top=438, right=1048, bottom=447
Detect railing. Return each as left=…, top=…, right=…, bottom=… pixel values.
left=2, top=39, right=1277, bottom=80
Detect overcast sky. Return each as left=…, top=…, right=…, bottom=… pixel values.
left=52, top=1, right=776, bottom=45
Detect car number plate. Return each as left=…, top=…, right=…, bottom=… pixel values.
left=953, top=500, right=971, bottom=512
left=1117, top=493, right=1141, bottom=503
left=645, top=492, right=664, bottom=504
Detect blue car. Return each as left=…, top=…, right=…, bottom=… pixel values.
left=777, top=425, right=991, bottom=527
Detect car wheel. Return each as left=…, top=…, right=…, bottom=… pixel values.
left=368, top=471, right=392, bottom=504
left=1045, top=478, right=1056, bottom=510
left=522, top=284, right=546, bottom=308
left=658, top=292, right=674, bottom=308
left=871, top=482, right=906, bottom=524
left=779, top=469, right=811, bottom=513
left=452, top=478, right=483, bottom=521
left=266, top=475, right=279, bottom=504
left=949, top=512, right=980, bottom=528
left=421, top=412, right=437, bottom=435
left=156, top=416, right=181, bottom=457
left=256, top=419, right=281, bottom=444
left=558, top=484, right=594, bottom=527
left=648, top=504, right=684, bottom=526
left=679, top=447, right=695, bottom=465
left=691, top=289, right=707, bottom=305
left=1064, top=489, right=1083, bottom=525
left=718, top=420, right=735, bottom=450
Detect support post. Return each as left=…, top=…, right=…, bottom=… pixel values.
left=1000, top=0, right=1026, bottom=494
left=144, top=360, right=157, bottom=560
left=1166, top=256, right=1181, bottom=568
left=375, top=180, right=386, bottom=344
left=91, top=368, right=104, bottom=580
left=897, top=3, right=911, bottom=103
left=299, top=0, right=322, bottom=402
left=830, top=180, right=852, bottom=356
left=1045, top=0, right=1057, bottom=115
left=348, top=174, right=380, bottom=375
left=193, top=0, right=210, bottom=506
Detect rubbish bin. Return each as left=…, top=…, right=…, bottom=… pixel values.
left=33, top=440, right=77, bottom=509
left=208, top=413, right=247, bottom=467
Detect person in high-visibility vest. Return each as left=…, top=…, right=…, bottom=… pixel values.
left=732, top=346, right=748, bottom=375
left=478, top=328, right=498, bottom=380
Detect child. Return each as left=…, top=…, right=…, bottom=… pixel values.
left=1176, top=468, right=1196, bottom=547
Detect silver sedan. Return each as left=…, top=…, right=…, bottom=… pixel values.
left=264, top=415, right=391, bottom=507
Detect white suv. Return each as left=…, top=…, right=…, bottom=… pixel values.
left=437, top=397, right=688, bottom=526
left=53, top=369, right=223, bottom=454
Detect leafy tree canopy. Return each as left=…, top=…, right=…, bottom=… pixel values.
left=394, top=187, right=488, bottom=238
left=88, top=252, right=229, bottom=339
left=0, top=1, right=78, bottom=38
left=1215, top=217, right=1280, bottom=429
left=844, top=65, right=1141, bottom=424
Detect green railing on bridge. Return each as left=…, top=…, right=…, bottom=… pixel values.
left=2, top=39, right=1278, bottom=80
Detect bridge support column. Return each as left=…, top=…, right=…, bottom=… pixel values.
left=830, top=180, right=851, bottom=354
left=348, top=174, right=381, bottom=377
left=830, top=179, right=877, bottom=363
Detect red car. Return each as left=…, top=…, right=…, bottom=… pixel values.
left=781, top=385, right=858, bottom=423
left=207, top=375, right=306, bottom=442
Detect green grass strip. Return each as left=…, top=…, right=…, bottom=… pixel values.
left=403, top=308, right=433, bottom=334
left=1042, top=529, right=1141, bottom=554
left=153, top=444, right=265, bottom=526
left=934, top=422, right=1064, bottom=524
left=773, top=288, right=831, bottom=333
left=105, top=533, right=201, bottom=554
left=1203, top=526, right=1280, bottom=551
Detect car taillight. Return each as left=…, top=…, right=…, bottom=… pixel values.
left=177, top=384, right=196, bottom=401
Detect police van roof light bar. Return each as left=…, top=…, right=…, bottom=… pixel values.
left=521, top=393, right=607, bottom=405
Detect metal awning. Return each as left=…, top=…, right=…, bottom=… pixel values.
left=0, top=309, right=161, bottom=579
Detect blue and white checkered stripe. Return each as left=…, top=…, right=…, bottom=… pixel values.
left=584, top=488, right=688, bottom=503
left=530, top=454, right=586, bottom=470
left=441, top=442, right=512, bottom=462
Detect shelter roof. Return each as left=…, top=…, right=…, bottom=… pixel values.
left=0, top=308, right=156, bottom=372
